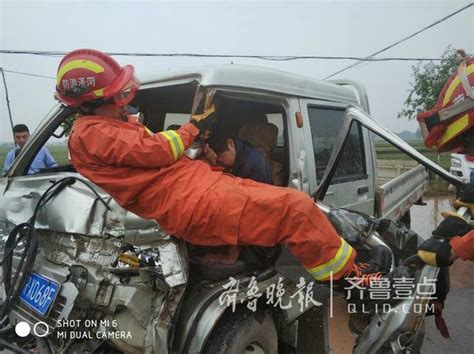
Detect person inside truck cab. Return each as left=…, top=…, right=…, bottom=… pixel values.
left=57, top=48, right=392, bottom=288
left=205, top=134, right=273, bottom=185
left=2, top=124, right=57, bottom=174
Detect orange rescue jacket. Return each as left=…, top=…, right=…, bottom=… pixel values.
left=68, top=116, right=222, bottom=236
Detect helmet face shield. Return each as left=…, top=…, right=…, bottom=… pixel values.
left=112, top=77, right=140, bottom=107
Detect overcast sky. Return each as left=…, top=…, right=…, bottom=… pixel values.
left=1, top=0, right=473, bottom=143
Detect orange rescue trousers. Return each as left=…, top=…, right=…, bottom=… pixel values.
left=184, top=174, right=356, bottom=280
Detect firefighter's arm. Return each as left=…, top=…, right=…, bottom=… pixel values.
left=450, top=230, right=474, bottom=261
left=414, top=216, right=473, bottom=266
left=86, top=122, right=199, bottom=168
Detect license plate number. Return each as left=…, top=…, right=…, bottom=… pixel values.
left=19, top=272, right=60, bottom=317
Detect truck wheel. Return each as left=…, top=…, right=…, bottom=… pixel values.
left=203, top=307, right=278, bottom=354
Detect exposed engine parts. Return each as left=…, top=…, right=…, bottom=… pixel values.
left=112, top=245, right=163, bottom=273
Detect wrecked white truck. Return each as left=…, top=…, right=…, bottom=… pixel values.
left=0, top=65, right=463, bottom=353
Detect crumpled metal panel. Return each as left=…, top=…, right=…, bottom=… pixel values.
left=38, top=231, right=186, bottom=289
left=1, top=187, right=41, bottom=229
left=0, top=175, right=168, bottom=240
left=0, top=177, right=107, bottom=236
left=104, top=199, right=166, bottom=242
left=158, top=238, right=187, bottom=288
left=38, top=231, right=121, bottom=267
left=144, top=285, right=186, bottom=353
left=123, top=227, right=170, bottom=247
left=36, top=186, right=109, bottom=236
left=2, top=171, right=186, bottom=295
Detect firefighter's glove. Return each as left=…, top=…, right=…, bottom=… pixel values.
left=432, top=216, right=473, bottom=238
left=191, top=105, right=216, bottom=134
left=454, top=183, right=474, bottom=214
left=416, top=238, right=453, bottom=267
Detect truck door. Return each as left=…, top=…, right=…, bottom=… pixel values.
left=299, top=100, right=375, bottom=215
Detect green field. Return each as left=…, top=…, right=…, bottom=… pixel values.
left=0, top=146, right=14, bottom=169
left=0, top=145, right=70, bottom=170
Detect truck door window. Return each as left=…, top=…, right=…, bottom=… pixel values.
left=308, top=106, right=367, bottom=183
left=163, top=113, right=191, bottom=130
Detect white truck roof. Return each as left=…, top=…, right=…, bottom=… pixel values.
left=138, top=64, right=360, bottom=105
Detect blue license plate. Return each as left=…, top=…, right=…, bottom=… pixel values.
left=19, top=272, right=60, bottom=317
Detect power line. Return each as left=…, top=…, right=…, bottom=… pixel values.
left=324, top=2, right=474, bottom=80
left=2, top=69, right=55, bottom=79
left=0, top=54, right=444, bottom=83
left=1, top=3, right=471, bottom=79
left=0, top=50, right=444, bottom=62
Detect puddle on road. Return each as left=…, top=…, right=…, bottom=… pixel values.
left=411, top=197, right=453, bottom=238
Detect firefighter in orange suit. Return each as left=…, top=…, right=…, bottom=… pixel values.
left=57, top=49, right=382, bottom=283
left=415, top=53, right=474, bottom=266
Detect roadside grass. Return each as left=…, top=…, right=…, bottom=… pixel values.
left=45, top=146, right=70, bottom=165
left=0, top=145, right=70, bottom=170
left=0, top=146, right=13, bottom=169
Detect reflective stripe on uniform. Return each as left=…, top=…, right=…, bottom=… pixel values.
left=437, top=113, right=469, bottom=147
left=417, top=250, right=437, bottom=267
left=93, top=88, right=105, bottom=97
left=159, top=130, right=185, bottom=160
left=56, top=60, right=105, bottom=85
left=144, top=127, right=154, bottom=136
left=443, top=63, right=474, bottom=106
left=306, top=238, right=353, bottom=281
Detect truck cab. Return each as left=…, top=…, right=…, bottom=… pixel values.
left=1, top=65, right=438, bottom=353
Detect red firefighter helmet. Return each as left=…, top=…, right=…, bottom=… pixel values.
left=417, top=55, right=474, bottom=152
left=55, top=49, right=140, bottom=107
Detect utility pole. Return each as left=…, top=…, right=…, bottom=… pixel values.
left=1, top=67, right=15, bottom=145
